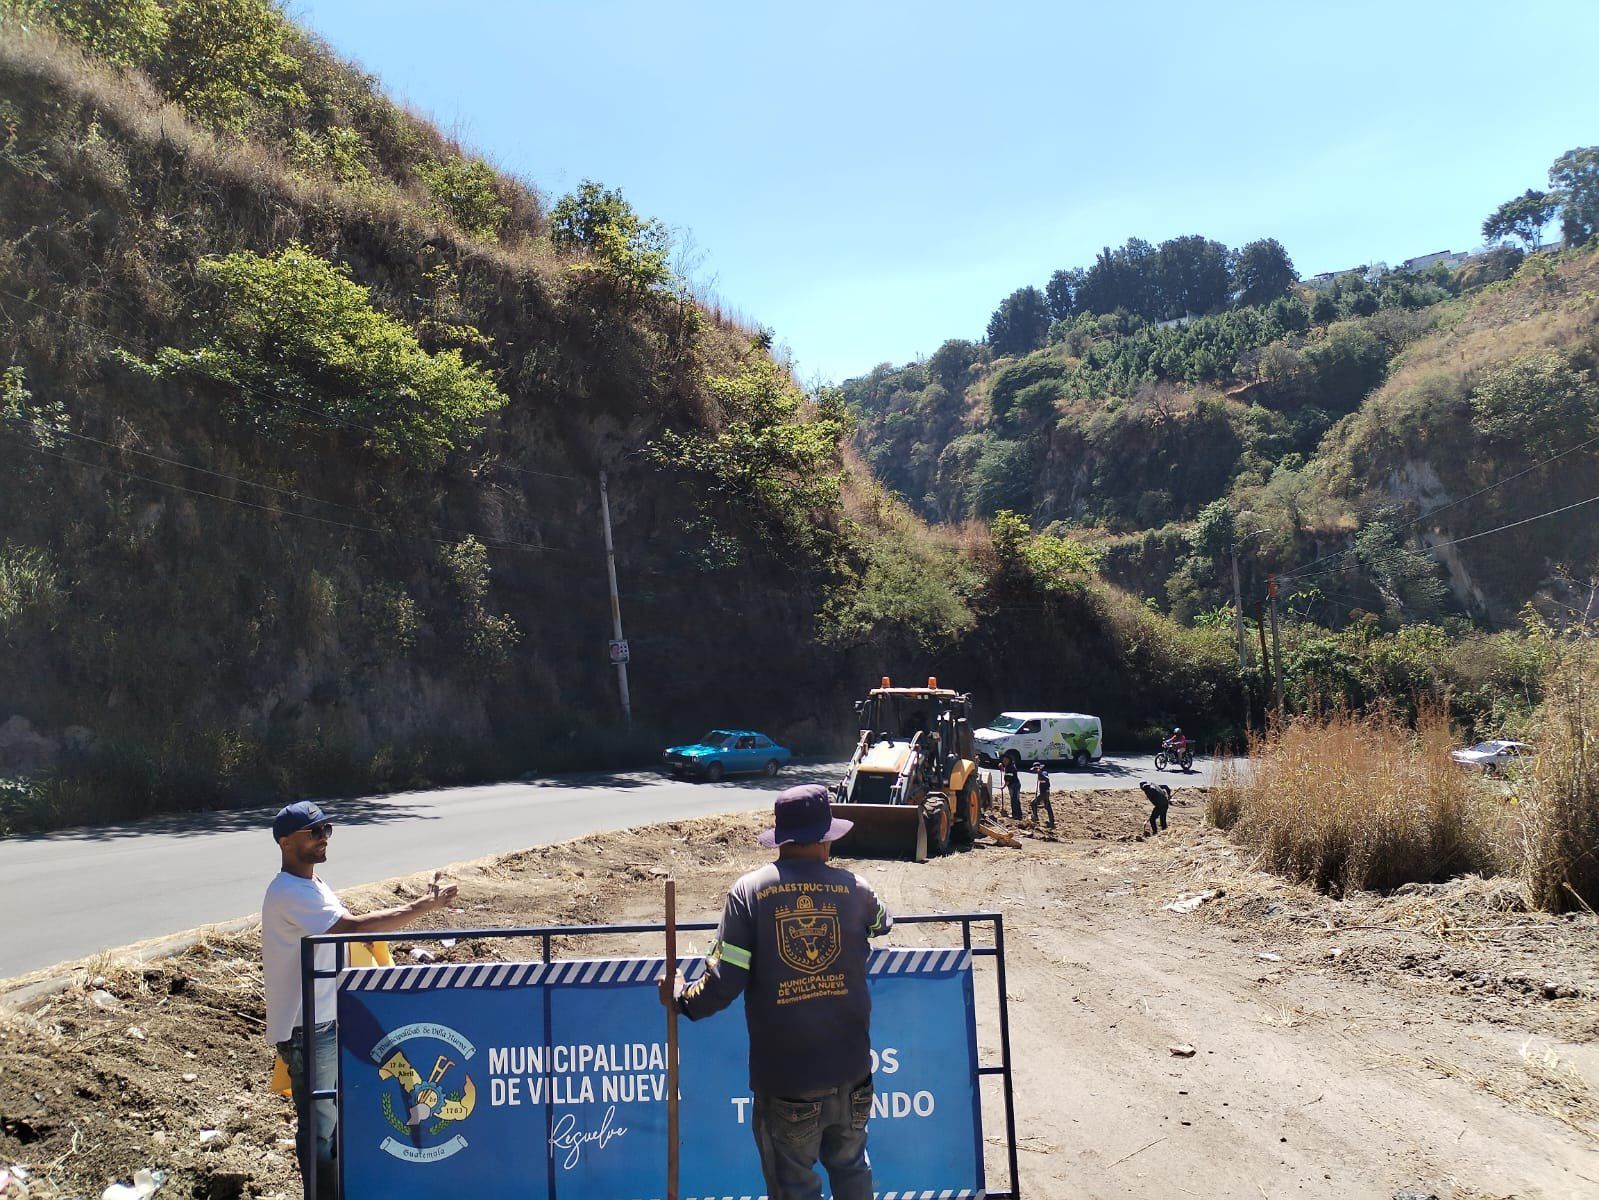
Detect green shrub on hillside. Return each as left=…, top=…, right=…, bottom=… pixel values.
left=551, top=180, right=671, bottom=292
left=415, top=154, right=509, bottom=240
left=649, top=359, right=849, bottom=559
left=817, top=534, right=978, bottom=650
left=1470, top=349, right=1599, bottom=458
left=438, top=537, right=521, bottom=673
left=154, top=0, right=308, bottom=134
left=287, top=124, right=372, bottom=186
left=2, top=365, right=68, bottom=448
left=132, top=243, right=505, bottom=465
left=991, top=510, right=1101, bottom=593
left=0, top=542, right=63, bottom=635
left=6, top=0, right=168, bottom=69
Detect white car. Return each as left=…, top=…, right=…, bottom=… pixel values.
left=1450, top=740, right=1534, bottom=775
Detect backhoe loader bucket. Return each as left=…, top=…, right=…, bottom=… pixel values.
left=830, top=803, right=928, bottom=863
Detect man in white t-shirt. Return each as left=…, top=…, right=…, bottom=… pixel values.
left=263, top=801, right=459, bottom=1199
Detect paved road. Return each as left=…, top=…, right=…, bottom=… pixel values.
left=0, top=752, right=1225, bottom=981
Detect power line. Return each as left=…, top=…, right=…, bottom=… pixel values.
left=3, top=429, right=587, bottom=557
left=1420, top=490, right=1599, bottom=552
left=1277, top=430, right=1599, bottom=584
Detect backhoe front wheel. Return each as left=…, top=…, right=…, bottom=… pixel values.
left=922, top=798, right=951, bottom=859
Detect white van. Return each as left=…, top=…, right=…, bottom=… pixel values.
left=973, top=712, right=1103, bottom=769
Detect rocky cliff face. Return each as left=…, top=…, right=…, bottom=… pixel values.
left=0, top=27, right=845, bottom=813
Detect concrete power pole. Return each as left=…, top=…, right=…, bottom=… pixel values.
left=1230, top=543, right=1246, bottom=673
left=598, top=471, right=632, bottom=725
left=1268, top=574, right=1284, bottom=721
left=1231, top=542, right=1248, bottom=735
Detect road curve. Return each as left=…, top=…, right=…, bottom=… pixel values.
left=0, top=752, right=1225, bottom=981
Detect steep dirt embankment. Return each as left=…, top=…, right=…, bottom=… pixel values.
left=2, top=795, right=1594, bottom=1199
left=0, top=29, right=859, bottom=810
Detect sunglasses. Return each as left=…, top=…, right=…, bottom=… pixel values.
left=302, top=823, right=334, bottom=839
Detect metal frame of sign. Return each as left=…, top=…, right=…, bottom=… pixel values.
left=298, top=911, right=1020, bottom=1199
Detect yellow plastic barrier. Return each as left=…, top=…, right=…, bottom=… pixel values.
left=270, top=941, right=394, bottom=1097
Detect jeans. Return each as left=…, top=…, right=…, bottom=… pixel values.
left=1148, top=801, right=1169, bottom=833
left=752, top=1078, right=873, bottom=1200
left=1006, top=777, right=1022, bottom=820
left=1032, top=793, right=1054, bottom=825
left=277, top=1021, right=339, bottom=1199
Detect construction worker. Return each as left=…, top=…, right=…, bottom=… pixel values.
left=660, top=784, right=894, bottom=1200
left=1002, top=756, right=1023, bottom=820
left=1140, top=780, right=1172, bottom=835
left=1030, top=762, right=1055, bottom=828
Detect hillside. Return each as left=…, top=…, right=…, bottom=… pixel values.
left=848, top=243, right=1599, bottom=629
left=0, top=2, right=1263, bottom=830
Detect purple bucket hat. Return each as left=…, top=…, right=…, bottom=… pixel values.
left=758, top=784, right=854, bottom=848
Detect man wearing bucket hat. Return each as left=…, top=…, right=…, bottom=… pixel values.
left=261, top=801, right=459, bottom=1199
left=662, top=783, right=894, bottom=1200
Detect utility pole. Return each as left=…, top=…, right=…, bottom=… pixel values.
left=1230, top=542, right=1246, bottom=673
left=1231, top=541, right=1248, bottom=736
left=1268, top=574, right=1284, bottom=722
left=598, top=471, right=632, bottom=725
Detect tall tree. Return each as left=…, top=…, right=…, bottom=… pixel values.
left=1156, top=235, right=1233, bottom=319
left=1045, top=268, right=1086, bottom=322
left=986, top=287, right=1051, bottom=357
left=1482, top=189, right=1557, bottom=253
left=1232, top=238, right=1298, bottom=307
left=1549, top=146, right=1599, bottom=246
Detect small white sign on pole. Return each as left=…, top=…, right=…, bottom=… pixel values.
left=608, top=639, right=630, bottom=665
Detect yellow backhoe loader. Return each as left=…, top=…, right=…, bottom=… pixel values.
left=830, top=677, right=990, bottom=861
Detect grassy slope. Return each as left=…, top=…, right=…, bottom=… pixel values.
left=0, top=15, right=1254, bottom=831
left=852, top=250, right=1599, bottom=625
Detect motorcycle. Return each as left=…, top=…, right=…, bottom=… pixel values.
left=1155, top=739, right=1194, bottom=772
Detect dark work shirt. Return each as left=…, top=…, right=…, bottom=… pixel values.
left=679, top=859, right=893, bottom=1096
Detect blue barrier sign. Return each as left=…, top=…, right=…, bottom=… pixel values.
left=337, top=947, right=983, bottom=1199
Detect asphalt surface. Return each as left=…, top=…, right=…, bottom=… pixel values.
left=0, top=752, right=1223, bottom=981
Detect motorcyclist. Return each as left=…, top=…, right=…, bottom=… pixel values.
left=1163, top=727, right=1189, bottom=755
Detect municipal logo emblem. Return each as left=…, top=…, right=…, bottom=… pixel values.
left=370, top=1022, right=478, bottom=1163
left=776, top=894, right=840, bottom=974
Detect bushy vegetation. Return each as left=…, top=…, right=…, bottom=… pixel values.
left=2, top=0, right=541, bottom=241
left=125, top=244, right=506, bottom=465
left=648, top=355, right=851, bottom=562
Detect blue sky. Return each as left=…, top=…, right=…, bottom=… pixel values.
left=290, top=1, right=1599, bottom=386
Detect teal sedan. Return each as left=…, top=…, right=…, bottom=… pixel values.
left=663, top=730, right=791, bottom=782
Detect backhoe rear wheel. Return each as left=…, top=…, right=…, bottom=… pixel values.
left=951, top=779, right=977, bottom=845
left=922, top=798, right=951, bottom=859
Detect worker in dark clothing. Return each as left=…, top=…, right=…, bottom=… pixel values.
left=1002, top=757, right=1022, bottom=820
left=662, top=784, right=894, bottom=1200
left=1030, top=762, right=1055, bottom=828
left=1140, top=780, right=1171, bottom=835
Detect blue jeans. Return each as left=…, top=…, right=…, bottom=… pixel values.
left=277, top=1021, right=339, bottom=1199
left=752, top=1079, right=873, bottom=1200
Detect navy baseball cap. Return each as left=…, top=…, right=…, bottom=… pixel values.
left=758, top=784, right=853, bottom=848
left=272, top=800, right=332, bottom=841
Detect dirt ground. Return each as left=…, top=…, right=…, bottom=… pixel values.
left=1, top=788, right=1596, bottom=1200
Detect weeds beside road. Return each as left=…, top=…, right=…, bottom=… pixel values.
left=1211, top=644, right=1599, bottom=913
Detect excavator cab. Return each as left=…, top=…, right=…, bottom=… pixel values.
left=831, top=678, right=987, bottom=861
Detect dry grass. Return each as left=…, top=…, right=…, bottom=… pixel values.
left=1209, top=708, right=1499, bottom=895
left=1519, top=647, right=1599, bottom=913
left=1417, top=1040, right=1599, bottom=1142
left=1215, top=644, right=1599, bottom=912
